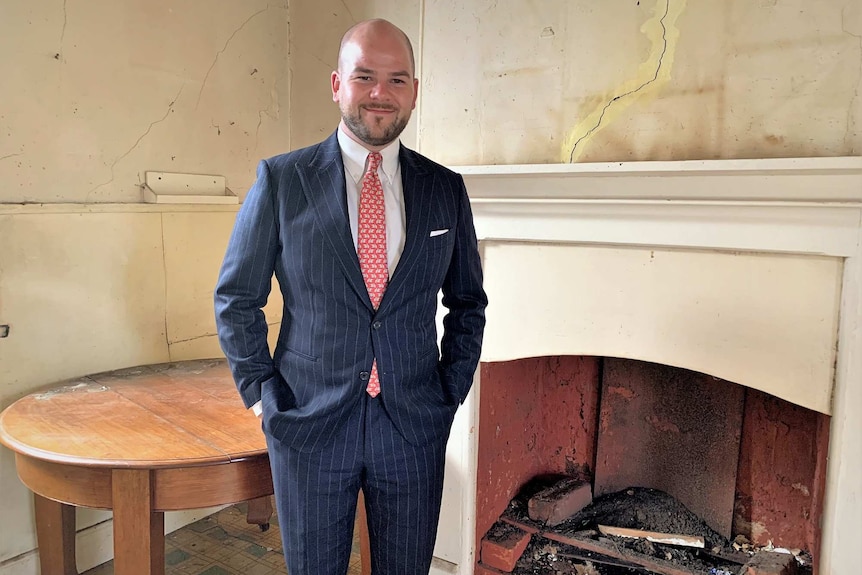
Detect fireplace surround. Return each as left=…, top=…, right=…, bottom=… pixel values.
left=432, top=156, right=862, bottom=575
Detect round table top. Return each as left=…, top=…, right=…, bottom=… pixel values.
left=0, top=359, right=266, bottom=469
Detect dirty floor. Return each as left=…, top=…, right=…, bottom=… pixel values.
left=82, top=501, right=363, bottom=575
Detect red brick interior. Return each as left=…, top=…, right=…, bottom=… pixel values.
left=476, top=357, right=601, bottom=552
left=595, top=358, right=746, bottom=538
left=477, top=356, right=830, bottom=565
left=734, top=388, right=830, bottom=555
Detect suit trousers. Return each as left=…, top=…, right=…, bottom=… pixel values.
left=265, top=393, right=450, bottom=575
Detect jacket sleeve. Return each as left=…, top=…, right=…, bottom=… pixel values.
left=439, top=175, right=488, bottom=404
left=214, top=160, right=281, bottom=408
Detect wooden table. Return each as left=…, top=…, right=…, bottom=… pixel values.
left=0, top=359, right=277, bottom=575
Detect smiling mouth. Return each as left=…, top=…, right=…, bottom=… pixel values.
left=363, top=106, right=397, bottom=114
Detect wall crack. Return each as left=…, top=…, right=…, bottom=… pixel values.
left=841, top=7, right=861, bottom=152
left=568, top=0, right=671, bottom=163
left=339, top=0, right=357, bottom=24
left=87, top=84, right=184, bottom=199
left=170, top=332, right=218, bottom=345
left=255, top=66, right=289, bottom=149
left=195, top=6, right=272, bottom=110
left=60, top=0, right=67, bottom=49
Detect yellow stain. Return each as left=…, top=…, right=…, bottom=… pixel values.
left=561, top=0, right=686, bottom=163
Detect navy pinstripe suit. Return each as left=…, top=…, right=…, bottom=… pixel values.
left=214, top=132, right=487, bottom=574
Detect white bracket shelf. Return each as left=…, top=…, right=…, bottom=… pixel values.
left=142, top=171, right=238, bottom=205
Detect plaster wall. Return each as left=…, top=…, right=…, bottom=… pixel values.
left=286, top=1, right=861, bottom=166
left=419, top=0, right=862, bottom=165
left=0, top=0, right=291, bottom=204
left=0, top=205, right=284, bottom=571
left=0, top=0, right=289, bottom=570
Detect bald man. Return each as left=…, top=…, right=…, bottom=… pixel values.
left=215, top=18, right=487, bottom=575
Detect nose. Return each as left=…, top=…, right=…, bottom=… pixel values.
left=369, top=81, right=390, bottom=100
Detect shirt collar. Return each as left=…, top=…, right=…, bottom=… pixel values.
left=337, top=126, right=401, bottom=186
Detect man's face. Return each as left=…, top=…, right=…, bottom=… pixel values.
left=332, top=28, right=418, bottom=149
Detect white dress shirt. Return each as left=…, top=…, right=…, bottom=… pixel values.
left=251, top=128, right=407, bottom=416
left=337, top=127, right=406, bottom=274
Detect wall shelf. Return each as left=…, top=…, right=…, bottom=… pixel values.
left=142, top=171, right=238, bottom=205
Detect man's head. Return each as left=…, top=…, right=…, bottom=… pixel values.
left=332, top=19, right=418, bottom=151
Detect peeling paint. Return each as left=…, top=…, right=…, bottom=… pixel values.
left=562, top=0, right=687, bottom=162
left=792, top=482, right=811, bottom=497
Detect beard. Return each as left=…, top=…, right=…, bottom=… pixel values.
left=341, top=104, right=410, bottom=147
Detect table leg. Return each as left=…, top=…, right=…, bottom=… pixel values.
left=33, top=494, right=78, bottom=575
left=112, top=469, right=165, bottom=575
left=245, top=496, right=273, bottom=530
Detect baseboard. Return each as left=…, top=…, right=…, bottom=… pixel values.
left=0, top=506, right=225, bottom=575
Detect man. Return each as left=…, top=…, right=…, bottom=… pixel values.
left=214, top=18, right=487, bottom=575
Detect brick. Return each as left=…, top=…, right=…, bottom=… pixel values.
left=480, top=521, right=532, bottom=572
left=475, top=563, right=507, bottom=575
left=743, top=551, right=799, bottom=575
left=527, top=478, right=592, bottom=526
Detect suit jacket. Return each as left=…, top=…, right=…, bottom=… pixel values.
left=215, top=132, right=487, bottom=453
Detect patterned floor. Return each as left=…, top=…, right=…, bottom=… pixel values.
left=82, top=500, right=363, bottom=575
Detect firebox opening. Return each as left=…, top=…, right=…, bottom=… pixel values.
left=476, top=355, right=829, bottom=574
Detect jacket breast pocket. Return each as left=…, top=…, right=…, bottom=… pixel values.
left=425, top=228, right=454, bottom=253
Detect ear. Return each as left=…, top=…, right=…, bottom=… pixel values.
left=411, top=77, right=419, bottom=110
left=331, top=70, right=341, bottom=103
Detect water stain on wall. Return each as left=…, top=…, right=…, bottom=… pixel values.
left=562, top=0, right=688, bottom=163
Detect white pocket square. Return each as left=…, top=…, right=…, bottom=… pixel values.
left=429, top=229, right=449, bottom=237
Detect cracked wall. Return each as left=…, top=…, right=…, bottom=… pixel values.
left=419, top=0, right=862, bottom=165
left=0, top=0, right=290, bottom=204
left=0, top=206, right=285, bottom=571
left=0, top=0, right=290, bottom=571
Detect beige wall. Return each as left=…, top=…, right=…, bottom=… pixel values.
left=287, top=0, right=860, bottom=163
left=0, top=0, right=291, bottom=204
left=0, top=0, right=289, bottom=570
left=419, top=0, right=862, bottom=164
left=0, top=205, right=285, bottom=570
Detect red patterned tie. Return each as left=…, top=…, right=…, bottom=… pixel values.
left=358, top=152, right=387, bottom=397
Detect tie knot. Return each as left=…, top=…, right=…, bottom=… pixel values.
left=366, top=152, right=382, bottom=174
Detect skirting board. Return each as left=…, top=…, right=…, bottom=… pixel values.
left=0, top=506, right=225, bottom=575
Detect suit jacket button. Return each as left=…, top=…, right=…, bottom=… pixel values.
left=360, top=371, right=370, bottom=381
left=372, top=321, right=382, bottom=330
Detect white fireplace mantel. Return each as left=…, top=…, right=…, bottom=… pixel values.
left=434, top=157, right=862, bottom=575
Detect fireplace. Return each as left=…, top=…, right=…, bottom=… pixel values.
left=475, top=356, right=830, bottom=573
left=431, top=157, right=862, bottom=575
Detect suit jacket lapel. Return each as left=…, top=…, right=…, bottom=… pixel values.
left=297, top=132, right=373, bottom=310
left=380, top=145, right=431, bottom=313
